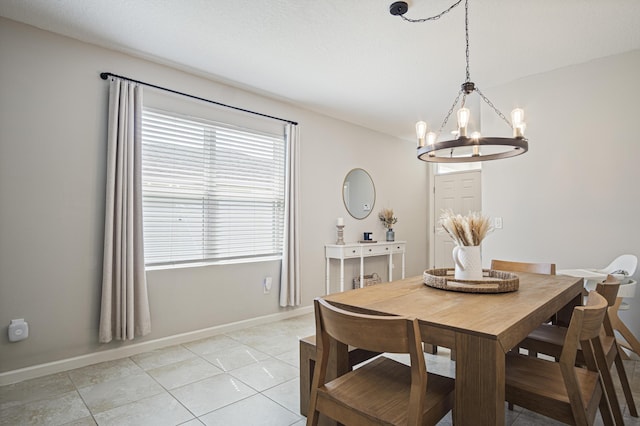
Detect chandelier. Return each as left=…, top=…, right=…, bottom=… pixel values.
left=390, top=0, right=528, bottom=163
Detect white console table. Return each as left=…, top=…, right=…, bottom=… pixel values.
left=325, top=241, right=406, bottom=294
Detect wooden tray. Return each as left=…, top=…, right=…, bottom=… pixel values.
left=423, top=268, right=519, bottom=293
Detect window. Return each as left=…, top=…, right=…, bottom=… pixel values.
left=141, top=108, right=286, bottom=266
left=435, top=161, right=481, bottom=175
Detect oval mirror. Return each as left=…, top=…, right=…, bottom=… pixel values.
left=342, top=168, right=376, bottom=219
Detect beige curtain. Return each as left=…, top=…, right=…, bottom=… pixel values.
left=99, top=78, right=151, bottom=343
left=280, top=124, right=301, bottom=307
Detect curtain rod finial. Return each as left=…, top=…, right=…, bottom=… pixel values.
left=100, top=72, right=110, bottom=80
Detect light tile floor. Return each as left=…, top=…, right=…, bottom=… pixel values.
left=1, top=312, right=639, bottom=425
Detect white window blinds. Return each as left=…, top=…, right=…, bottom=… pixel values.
left=141, top=108, right=286, bottom=266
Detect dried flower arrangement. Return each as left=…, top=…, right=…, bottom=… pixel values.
left=440, top=209, right=492, bottom=247
left=378, top=208, right=398, bottom=230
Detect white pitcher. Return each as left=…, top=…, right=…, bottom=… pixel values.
left=453, top=245, right=483, bottom=280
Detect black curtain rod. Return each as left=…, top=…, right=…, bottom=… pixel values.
left=100, top=72, right=298, bottom=126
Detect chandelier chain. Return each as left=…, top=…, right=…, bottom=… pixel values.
left=464, top=0, right=470, bottom=82
left=438, top=90, right=463, bottom=135
left=475, top=87, right=512, bottom=127
left=399, top=0, right=463, bottom=23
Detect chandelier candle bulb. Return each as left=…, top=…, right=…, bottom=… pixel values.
left=511, top=108, right=526, bottom=137
left=514, top=126, right=522, bottom=138
left=427, top=131, right=437, bottom=145
left=511, top=108, right=525, bottom=126
left=457, top=108, right=470, bottom=137
left=416, top=121, right=428, bottom=147
left=427, top=132, right=437, bottom=156
left=513, top=122, right=526, bottom=138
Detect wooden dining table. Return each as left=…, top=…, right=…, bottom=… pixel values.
left=320, top=272, right=584, bottom=426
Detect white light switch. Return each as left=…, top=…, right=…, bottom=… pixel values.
left=264, top=277, right=272, bottom=294
left=494, top=217, right=503, bottom=229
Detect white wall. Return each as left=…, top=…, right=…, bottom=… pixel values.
left=481, top=49, right=640, bottom=338
left=0, top=18, right=429, bottom=374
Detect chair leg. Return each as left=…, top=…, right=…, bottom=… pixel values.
left=424, top=343, right=437, bottom=354
left=611, top=298, right=640, bottom=358
left=599, top=392, right=615, bottom=426
left=598, top=360, right=625, bottom=425
left=307, top=391, right=321, bottom=426
left=618, top=342, right=632, bottom=360
left=614, top=319, right=640, bottom=357
left=613, top=353, right=638, bottom=417
left=299, top=338, right=316, bottom=415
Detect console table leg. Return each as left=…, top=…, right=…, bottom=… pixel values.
left=325, top=259, right=330, bottom=295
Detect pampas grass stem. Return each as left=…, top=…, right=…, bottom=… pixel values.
left=439, top=209, right=492, bottom=246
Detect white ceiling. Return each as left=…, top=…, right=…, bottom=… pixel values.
left=2, top=0, right=639, bottom=141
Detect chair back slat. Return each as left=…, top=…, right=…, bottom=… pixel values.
left=576, top=291, right=609, bottom=342
left=315, top=298, right=414, bottom=354
left=491, top=259, right=556, bottom=275
left=596, top=275, right=621, bottom=307
left=559, top=291, right=608, bottom=367
left=558, top=291, right=609, bottom=423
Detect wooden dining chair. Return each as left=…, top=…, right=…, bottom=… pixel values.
left=491, top=259, right=556, bottom=276
left=491, top=258, right=558, bottom=345
left=306, top=298, right=455, bottom=426
left=519, top=275, right=637, bottom=424
left=505, top=291, right=615, bottom=425
left=490, top=258, right=563, bottom=413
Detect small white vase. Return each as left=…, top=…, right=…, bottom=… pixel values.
left=452, top=245, right=483, bottom=280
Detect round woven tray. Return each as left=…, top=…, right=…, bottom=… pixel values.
left=423, top=268, right=519, bottom=293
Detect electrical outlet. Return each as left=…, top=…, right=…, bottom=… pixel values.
left=263, top=276, right=272, bottom=294
left=8, top=319, right=29, bottom=342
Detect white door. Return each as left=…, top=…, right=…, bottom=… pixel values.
left=433, top=170, right=482, bottom=268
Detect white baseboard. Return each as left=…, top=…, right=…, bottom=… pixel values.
left=0, top=305, right=313, bottom=386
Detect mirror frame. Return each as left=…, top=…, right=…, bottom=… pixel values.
left=342, top=168, right=376, bottom=220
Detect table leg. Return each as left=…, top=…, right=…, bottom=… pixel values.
left=455, top=334, right=505, bottom=426
left=388, top=253, right=393, bottom=282
left=402, top=251, right=405, bottom=279
left=340, top=258, right=344, bottom=292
